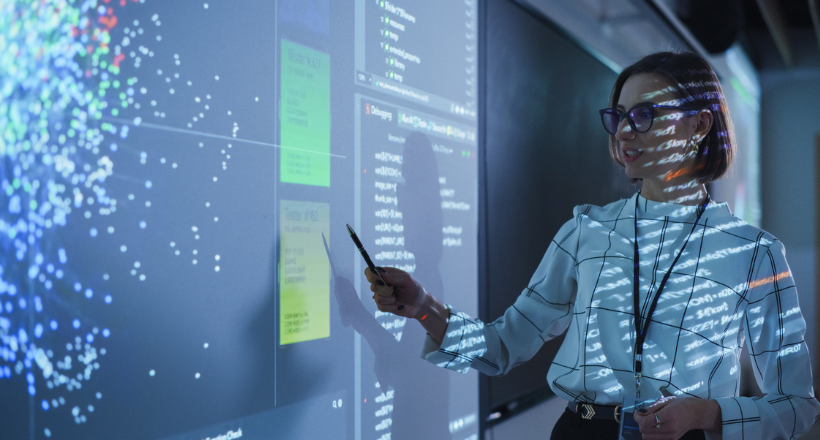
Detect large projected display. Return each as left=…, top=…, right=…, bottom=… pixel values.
left=0, top=1, right=479, bottom=439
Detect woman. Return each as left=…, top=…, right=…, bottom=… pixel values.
left=365, top=52, right=820, bottom=440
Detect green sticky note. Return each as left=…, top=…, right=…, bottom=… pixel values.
left=280, top=40, right=331, bottom=187
left=279, top=200, right=331, bottom=345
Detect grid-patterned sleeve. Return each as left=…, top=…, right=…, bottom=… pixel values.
left=712, top=240, right=820, bottom=440
left=421, top=210, right=580, bottom=375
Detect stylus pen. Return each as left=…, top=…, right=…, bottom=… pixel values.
left=346, top=224, right=387, bottom=286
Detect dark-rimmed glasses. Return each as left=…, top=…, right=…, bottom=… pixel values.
left=599, top=104, right=701, bottom=135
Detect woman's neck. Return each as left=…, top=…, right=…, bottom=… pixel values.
left=640, top=177, right=708, bottom=205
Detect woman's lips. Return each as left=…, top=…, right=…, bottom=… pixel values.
left=622, top=147, right=643, bottom=163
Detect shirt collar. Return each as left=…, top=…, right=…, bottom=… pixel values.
left=633, top=192, right=731, bottom=220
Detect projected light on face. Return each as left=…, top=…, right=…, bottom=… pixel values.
left=0, top=0, right=236, bottom=435
left=609, top=72, right=721, bottom=204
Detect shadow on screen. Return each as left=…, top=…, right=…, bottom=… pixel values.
left=335, top=131, right=452, bottom=439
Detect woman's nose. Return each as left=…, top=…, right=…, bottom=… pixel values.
left=615, top=116, right=635, bottom=142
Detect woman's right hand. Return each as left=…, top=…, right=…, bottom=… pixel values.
left=364, top=266, right=428, bottom=320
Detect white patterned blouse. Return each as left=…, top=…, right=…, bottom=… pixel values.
left=422, top=193, right=819, bottom=440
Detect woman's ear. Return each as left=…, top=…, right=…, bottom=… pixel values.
left=694, top=109, right=713, bottom=138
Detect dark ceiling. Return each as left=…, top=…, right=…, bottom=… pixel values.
left=673, top=0, right=820, bottom=69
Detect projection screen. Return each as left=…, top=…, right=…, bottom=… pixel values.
left=0, top=1, right=479, bottom=439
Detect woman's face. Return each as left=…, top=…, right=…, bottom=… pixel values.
left=614, top=73, right=703, bottom=184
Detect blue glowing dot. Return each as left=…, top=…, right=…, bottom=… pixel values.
left=50, top=320, right=58, bottom=330
left=110, top=143, right=118, bottom=152
left=102, top=328, right=110, bottom=338
left=58, top=248, right=67, bottom=264
left=90, top=228, right=98, bottom=237
left=55, top=269, right=63, bottom=279
left=85, top=289, right=93, bottom=299
left=34, top=296, right=43, bottom=312
left=42, top=400, right=50, bottom=411
left=28, top=385, right=36, bottom=396
left=46, top=264, right=54, bottom=273
left=34, top=323, right=43, bottom=339
left=104, top=295, right=112, bottom=304
left=139, top=221, right=147, bottom=229
left=145, top=180, right=152, bottom=189
left=96, top=392, right=102, bottom=399
left=5, top=302, right=12, bottom=313
left=86, top=334, right=94, bottom=343
left=7, top=284, right=16, bottom=296
left=18, top=298, right=27, bottom=309
left=27, top=372, right=34, bottom=384
left=74, top=282, right=81, bottom=292
left=73, top=319, right=80, bottom=329
left=44, top=280, right=52, bottom=290
left=3, top=367, right=10, bottom=377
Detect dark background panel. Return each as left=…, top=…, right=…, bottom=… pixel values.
left=480, top=0, right=634, bottom=420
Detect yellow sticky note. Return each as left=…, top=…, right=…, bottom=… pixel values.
left=279, top=200, right=330, bottom=345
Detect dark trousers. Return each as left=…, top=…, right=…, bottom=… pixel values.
left=550, top=408, right=706, bottom=440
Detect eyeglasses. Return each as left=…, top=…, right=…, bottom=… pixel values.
left=599, top=104, right=701, bottom=135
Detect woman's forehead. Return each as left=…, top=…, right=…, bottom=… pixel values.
left=618, top=73, right=678, bottom=107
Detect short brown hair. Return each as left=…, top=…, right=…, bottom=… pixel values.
left=607, top=52, right=735, bottom=183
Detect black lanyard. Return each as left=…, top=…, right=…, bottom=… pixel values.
left=632, top=193, right=709, bottom=397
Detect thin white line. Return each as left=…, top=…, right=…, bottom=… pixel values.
left=103, top=117, right=347, bottom=159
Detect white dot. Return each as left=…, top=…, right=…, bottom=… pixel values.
left=214, top=217, right=218, bottom=222
left=204, top=342, right=209, bottom=348
left=192, top=250, right=198, bottom=255
left=107, top=226, right=114, bottom=233
left=172, top=163, right=178, bottom=168
left=213, top=177, right=218, bottom=182
left=128, top=194, right=135, bottom=200
left=255, top=97, right=259, bottom=101
left=170, top=242, right=175, bottom=247
left=175, top=250, right=180, bottom=255
left=205, top=202, right=210, bottom=207
left=149, top=370, right=155, bottom=376
left=192, top=259, right=198, bottom=265
left=215, top=255, right=220, bottom=261
left=130, top=269, right=136, bottom=275
left=214, top=75, right=219, bottom=80
left=139, top=274, right=146, bottom=281
left=134, top=261, right=141, bottom=268
left=120, top=245, right=127, bottom=252
left=227, top=110, right=231, bottom=115
left=160, top=158, right=166, bottom=163
left=145, top=201, right=151, bottom=207
left=195, top=372, right=201, bottom=378
left=215, top=266, right=220, bottom=272
left=203, top=3, right=208, bottom=8
left=195, top=235, right=200, bottom=240
left=192, top=226, right=198, bottom=232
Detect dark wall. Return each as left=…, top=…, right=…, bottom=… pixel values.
left=479, top=0, right=634, bottom=420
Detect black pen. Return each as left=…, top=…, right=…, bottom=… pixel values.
left=346, top=224, right=387, bottom=286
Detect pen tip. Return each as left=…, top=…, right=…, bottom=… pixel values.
left=346, top=224, right=354, bottom=235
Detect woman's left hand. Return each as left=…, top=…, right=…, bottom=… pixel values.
left=633, top=396, right=721, bottom=440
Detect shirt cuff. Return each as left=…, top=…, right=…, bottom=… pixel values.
left=708, top=396, right=760, bottom=440
left=420, top=306, right=486, bottom=374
